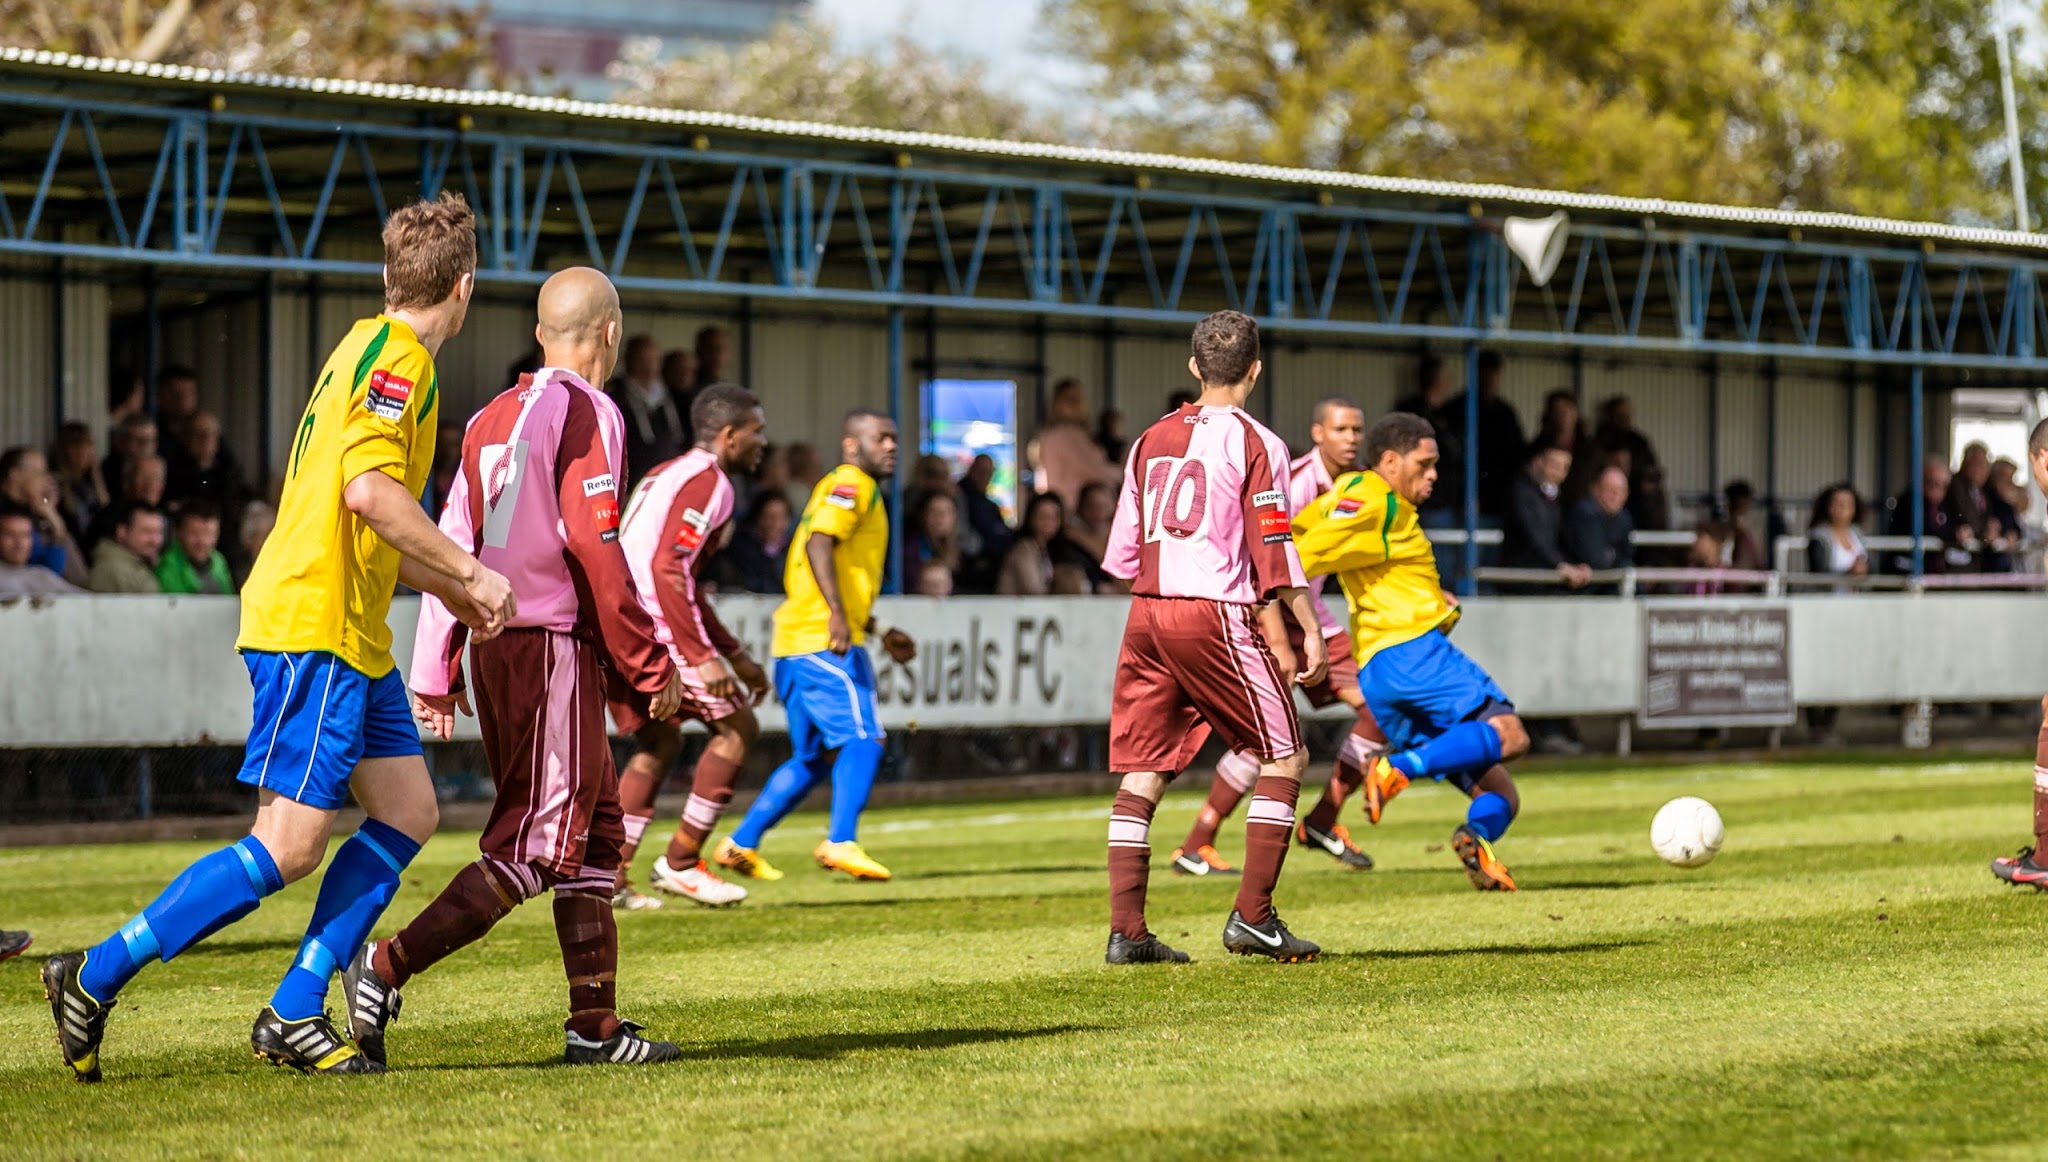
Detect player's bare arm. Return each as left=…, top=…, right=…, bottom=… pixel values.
left=345, top=468, right=515, bottom=634
left=412, top=687, right=473, bottom=742
left=1256, top=602, right=1298, bottom=682
left=729, top=650, right=770, bottom=703
left=805, top=530, right=851, bottom=653
left=397, top=557, right=497, bottom=641
left=1276, top=585, right=1327, bottom=686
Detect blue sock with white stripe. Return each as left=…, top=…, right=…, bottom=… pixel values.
left=730, top=756, right=829, bottom=849
left=827, top=739, right=886, bottom=843
left=269, top=818, right=420, bottom=1021
left=79, top=836, right=283, bottom=1001
left=1389, top=720, right=1505, bottom=782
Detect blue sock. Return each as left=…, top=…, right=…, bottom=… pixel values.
left=79, top=836, right=282, bottom=1001
left=826, top=739, right=886, bottom=843
left=1466, top=792, right=1514, bottom=842
left=268, top=818, right=420, bottom=1021
left=730, top=756, right=828, bottom=849
left=1389, top=720, right=1504, bottom=782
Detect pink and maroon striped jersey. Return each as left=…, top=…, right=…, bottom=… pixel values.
left=617, top=447, right=742, bottom=666
left=412, top=367, right=673, bottom=700
left=1101, top=403, right=1307, bottom=604
left=1287, top=449, right=1347, bottom=638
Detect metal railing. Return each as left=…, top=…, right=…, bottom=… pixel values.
left=1470, top=564, right=2048, bottom=596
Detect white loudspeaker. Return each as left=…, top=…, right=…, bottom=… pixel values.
left=1502, top=211, right=1570, bottom=288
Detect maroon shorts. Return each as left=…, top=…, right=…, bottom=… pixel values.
left=1110, top=596, right=1303, bottom=774
left=1288, top=623, right=1361, bottom=711
left=604, top=645, right=741, bottom=736
left=472, top=628, right=624, bottom=879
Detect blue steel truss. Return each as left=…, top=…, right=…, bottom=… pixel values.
left=2, top=85, right=2046, bottom=369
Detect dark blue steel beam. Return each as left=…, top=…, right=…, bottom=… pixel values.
left=3, top=88, right=2047, bottom=370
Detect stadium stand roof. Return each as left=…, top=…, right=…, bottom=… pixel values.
left=3, top=47, right=2046, bottom=372
left=4, top=45, right=2043, bottom=254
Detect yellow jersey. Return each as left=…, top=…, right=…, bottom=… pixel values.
left=772, top=464, right=889, bottom=658
left=237, top=315, right=439, bottom=677
left=1292, top=468, right=1460, bottom=664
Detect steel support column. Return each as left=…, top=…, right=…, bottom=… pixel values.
left=1910, top=364, right=1925, bottom=578
left=886, top=304, right=905, bottom=596
left=48, top=256, right=64, bottom=423
left=1461, top=340, right=1480, bottom=595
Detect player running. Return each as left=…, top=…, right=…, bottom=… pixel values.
left=1102, top=310, right=1328, bottom=966
left=43, top=194, right=514, bottom=1081
left=1293, top=412, right=1528, bottom=892
left=1992, top=418, right=2048, bottom=891
left=608, top=384, right=772, bottom=910
left=345, top=266, right=689, bottom=1069
left=716, top=410, right=917, bottom=882
left=1170, top=396, right=1387, bottom=876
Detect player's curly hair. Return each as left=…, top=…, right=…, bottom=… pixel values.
left=1363, top=412, right=1436, bottom=468
left=382, top=192, right=477, bottom=311
left=1190, top=310, right=1260, bottom=386
left=691, top=383, right=762, bottom=444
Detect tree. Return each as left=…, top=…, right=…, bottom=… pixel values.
left=1044, top=0, right=2048, bottom=225
left=0, top=0, right=494, bottom=88
left=607, top=17, right=1051, bottom=142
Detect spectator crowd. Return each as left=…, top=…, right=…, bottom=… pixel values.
left=4, top=340, right=2038, bottom=603
left=1, top=365, right=265, bottom=599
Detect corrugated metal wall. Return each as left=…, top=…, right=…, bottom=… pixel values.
left=0, top=263, right=1902, bottom=543
left=0, top=277, right=57, bottom=451
left=0, top=271, right=110, bottom=457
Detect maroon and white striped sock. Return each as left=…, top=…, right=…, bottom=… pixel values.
left=378, top=857, right=535, bottom=988
left=1302, top=721, right=1382, bottom=835
left=1182, top=750, right=1258, bottom=852
left=1108, top=790, right=1159, bottom=941
left=555, top=890, right=620, bottom=1041
left=1234, top=774, right=1301, bottom=925
left=669, top=750, right=742, bottom=866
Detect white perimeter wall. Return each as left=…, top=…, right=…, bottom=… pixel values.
left=1, top=594, right=2040, bottom=747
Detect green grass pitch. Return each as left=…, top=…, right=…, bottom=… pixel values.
left=5, top=758, right=2048, bottom=1159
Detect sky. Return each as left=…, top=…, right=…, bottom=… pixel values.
left=810, top=0, right=1087, bottom=110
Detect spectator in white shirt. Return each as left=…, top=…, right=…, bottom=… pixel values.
left=1806, top=484, right=1868, bottom=586
left=0, top=509, right=82, bottom=597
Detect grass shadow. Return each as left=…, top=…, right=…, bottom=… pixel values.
left=679, top=1023, right=1101, bottom=1061
left=409, top=1024, right=1102, bottom=1072
left=1322, top=940, right=1651, bottom=962
left=906, top=864, right=1102, bottom=881
left=181, top=937, right=302, bottom=958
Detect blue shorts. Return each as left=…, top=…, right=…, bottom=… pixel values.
left=775, top=649, right=884, bottom=762
left=1360, top=630, right=1513, bottom=754
left=235, top=650, right=423, bottom=810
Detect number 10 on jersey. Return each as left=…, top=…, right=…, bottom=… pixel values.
left=1142, top=456, right=1209, bottom=543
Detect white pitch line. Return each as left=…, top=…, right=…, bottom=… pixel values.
left=863, top=806, right=1109, bottom=835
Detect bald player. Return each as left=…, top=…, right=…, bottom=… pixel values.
left=343, top=267, right=690, bottom=1068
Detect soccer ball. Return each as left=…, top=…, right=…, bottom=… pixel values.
left=1651, top=796, right=1724, bottom=868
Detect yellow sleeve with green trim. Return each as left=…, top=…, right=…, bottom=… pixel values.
left=806, top=465, right=877, bottom=541
left=1293, top=473, right=1395, bottom=577
left=338, top=337, right=434, bottom=487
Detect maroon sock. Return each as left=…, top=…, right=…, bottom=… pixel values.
left=1302, top=719, right=1377, bottom=834
left=555, top=891, right=621, bottom=1041
left=613, top=755, right=666, bottom=891
left=1182, top=751, right=1257, bottom=851
left=378, top=859, right=524, bottom=989
left=1234, top=774, right=1301, bottom=925
left=1108, top=790, right=1159, bottom=941
left=2033, top=721, right=2048, bottom=852
left=669, top=749, right=742, bottom=866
